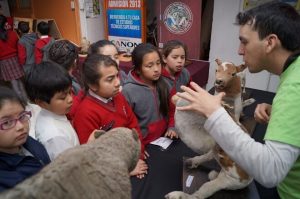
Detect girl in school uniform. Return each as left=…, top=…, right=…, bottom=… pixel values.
left=122, top=43, right=171, bottom=146
left=0, top=86, right=50, bottom=192
left=73, top=54, right=148, bottom=179
left=0, top=15, right=27, bottom=101
left=161, top=40, right=191, bottom=139
left=88, top=39, right=128, bottom=85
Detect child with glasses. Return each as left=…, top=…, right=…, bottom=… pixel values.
left=0, top=86, right=50, bottom=192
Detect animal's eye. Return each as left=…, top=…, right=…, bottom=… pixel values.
left=232, top=73, right=236, bottom=76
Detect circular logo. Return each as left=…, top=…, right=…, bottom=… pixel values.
left=163, top=2, right=193, bottom=35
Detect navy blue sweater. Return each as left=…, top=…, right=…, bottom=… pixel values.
left=0, top=136, right=50, bottom=192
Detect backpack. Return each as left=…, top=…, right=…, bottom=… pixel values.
left=41, top=37, right=55, bottom=62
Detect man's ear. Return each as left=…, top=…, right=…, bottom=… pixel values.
left=265, top=34, right=278, bottom=53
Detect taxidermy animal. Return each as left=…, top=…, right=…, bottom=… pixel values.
left=0, top=127, right=141, bottom=199
left=214, top=58, right=254, bottom=122
left=165, top=96, right=253, bottom=199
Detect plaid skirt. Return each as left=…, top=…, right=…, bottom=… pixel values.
left=0, top=56, right=24, bottom=81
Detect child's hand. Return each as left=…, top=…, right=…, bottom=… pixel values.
left=164, top=129, right=179, bottom=139
left=130, top=159, right=148, bottom=179
left=87, top=129, right=105, bottom=143
left=144, top=150, right=150, bottom=159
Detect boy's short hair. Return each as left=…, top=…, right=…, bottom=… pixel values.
left=37, top=21, right=50, bottom=35
left=18, top=21, right=30, bottom=34
left=25, top=61, right=72, bottom=104
left=49, top=40, right=79, bottom=71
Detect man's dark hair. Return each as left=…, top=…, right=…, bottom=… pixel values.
left=25, top=61, right=71, bottom=103
left=18, top=21, right=30, bottom=34
left=37, top=21, right=50, bottom=35
left=236, top=0, right=300, bottom=52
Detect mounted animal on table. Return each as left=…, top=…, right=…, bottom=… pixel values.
left=165, top=95, right=253, bottom=199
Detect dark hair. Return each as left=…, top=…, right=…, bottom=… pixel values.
left=131, top=43, right=169, bottom=116
left=18, top=21, right=30, bottom=34
left=0, top=14, right=7, bottom=41
left=82, top=54, right=118, bottom=92
left=49, top=40, right=79, bottom=71
left=88, top=39, right=118, bottom=54
left=0, top=86, right=26, bottom=110
left=37, top=21, right=50, bottom=35
left=236, top=1, right=300, bottom=52
left=25, top=61, right=72, bottom=103
left=162, top=40, right=188, bottom=59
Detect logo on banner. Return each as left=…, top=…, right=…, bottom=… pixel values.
left=163, top=2, right=193, bottom=34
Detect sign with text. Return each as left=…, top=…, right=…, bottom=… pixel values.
left=105, top=0, right=145, bottom=53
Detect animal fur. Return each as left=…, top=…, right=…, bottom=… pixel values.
left=214, top=58, right=254, bottom=122
left=165, top=97, right=253, bottom=199
left=0, top=127, right=141, bottom=199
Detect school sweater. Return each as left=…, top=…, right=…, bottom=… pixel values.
left=0, top=30, right=18, bottom=60
left=122, top=70, right=168, bottom=145
left=73, top=92, right=145, bottom=155
left=0, top=136, right=50, bottom=192
left=161, top=67, right=191, bottom=129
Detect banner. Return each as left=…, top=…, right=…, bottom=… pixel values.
left=105, top=0, right=145, bottom=52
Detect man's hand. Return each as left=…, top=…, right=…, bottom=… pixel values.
left=254, top=103, right=272, bottom=124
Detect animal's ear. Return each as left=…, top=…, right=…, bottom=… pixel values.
left=171, top=94, right=180, bottom=105
left=236, top=64, right=247, bottom=72
left=131, top=128, right=139, bottom=141
left=215, top=58, right=222, bottom=65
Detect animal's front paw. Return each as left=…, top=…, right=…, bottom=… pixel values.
left=184, top=158, right=199, bottom=169
left=243, top=98, right=256, bottom=107
left=165, top=191, right=190, bottom=199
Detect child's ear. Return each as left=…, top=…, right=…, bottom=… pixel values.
left=162, top=55, right=167, bottom=64
left=35, top=99, right=48, bottom=109
left=88, top=84, right=98, bottom=92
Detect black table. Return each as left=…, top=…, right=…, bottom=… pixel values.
left=131, top=88, right=279, bottom=199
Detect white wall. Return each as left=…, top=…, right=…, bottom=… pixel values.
left=208, top=0, right=279, bottom=92
left=79, top=0, right=105, bottom=43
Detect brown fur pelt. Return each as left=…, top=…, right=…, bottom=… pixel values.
left=1, top=127, right=141, bottom=199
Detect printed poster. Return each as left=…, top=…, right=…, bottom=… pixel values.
left=105, top=0, right=144, bottom=52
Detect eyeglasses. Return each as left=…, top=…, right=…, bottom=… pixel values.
left=0, top=111, right=32, bottom=130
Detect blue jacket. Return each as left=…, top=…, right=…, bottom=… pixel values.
left=0, top=136, right=50, bottom=192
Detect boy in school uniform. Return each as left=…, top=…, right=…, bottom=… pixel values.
left=34, top=21, right=54, bottom=64
left=25, top=61, right=79, bottom=161
left=17, top=21, right=38, bottom=74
